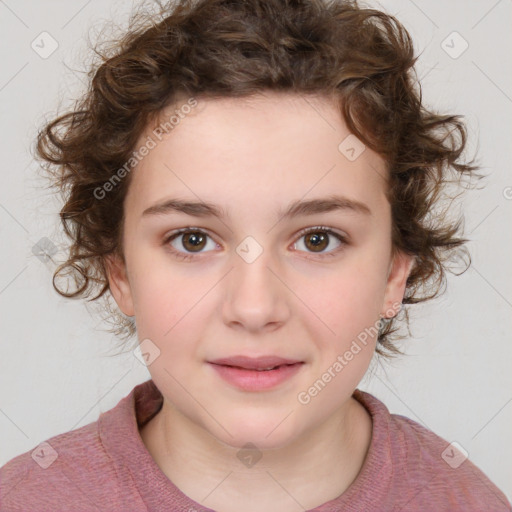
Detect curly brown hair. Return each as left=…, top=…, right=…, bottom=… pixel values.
left=35, top=0, right=482, bottom=358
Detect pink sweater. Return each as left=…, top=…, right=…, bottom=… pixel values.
left=1, top=379, right=510, bottom=511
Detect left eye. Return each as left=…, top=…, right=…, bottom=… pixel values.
left=293, top=227, right=347, bottom=256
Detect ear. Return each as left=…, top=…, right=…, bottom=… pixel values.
left=104, top=253, right=135, bottom=317
left=380, top=250, right=415, bottom=319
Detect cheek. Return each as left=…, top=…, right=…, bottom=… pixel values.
left=308, top=263, right=387, bottom=341
left=129, top=256, right=203, bottom=344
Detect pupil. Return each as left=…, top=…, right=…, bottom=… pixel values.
left=307, top=232, right=327, bottom=252
left=184, top=232, right=205, bottom=251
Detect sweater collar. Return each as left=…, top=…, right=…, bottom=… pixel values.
left=99, top=379, right=393, bottom=511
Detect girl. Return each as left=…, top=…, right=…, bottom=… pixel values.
left=1, top=0, right=510, bottom=510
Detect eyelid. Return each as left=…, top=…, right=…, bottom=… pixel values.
left=163, top=225, right=349, bottom=260
left=294, top=225, right=347, bottom=240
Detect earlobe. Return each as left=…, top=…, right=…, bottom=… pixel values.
left=104, top=254, right=135, bottom=317
left=381, top=251, right=415, bottom=318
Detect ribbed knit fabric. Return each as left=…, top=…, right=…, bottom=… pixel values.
left=1, top=379, right=510, bottom=511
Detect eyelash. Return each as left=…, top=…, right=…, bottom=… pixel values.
left=163, top=226, right=348, bottom=262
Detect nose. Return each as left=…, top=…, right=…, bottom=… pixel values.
left=221, top=245, right=291, bottom=334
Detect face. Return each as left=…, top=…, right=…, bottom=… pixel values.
left=106, top=92, right=413, bottom=450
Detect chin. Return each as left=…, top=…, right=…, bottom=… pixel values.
left=204, top=412, right=302, bottom=451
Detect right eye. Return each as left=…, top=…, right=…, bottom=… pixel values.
left=163, top=228, right=219, bottom=261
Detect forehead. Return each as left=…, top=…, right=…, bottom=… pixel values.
left=126, top=92, right=389, bottom=219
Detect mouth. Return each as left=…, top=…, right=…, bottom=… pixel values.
left=209, top=355, right=303, bottom=370
left=207, top=355, right=305, bottom=391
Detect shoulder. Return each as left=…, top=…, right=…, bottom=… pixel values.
left=0, top=418, right=139, bottom=511
left=354, top=390, right=511, bottom=511
left=0, top=380, right=160, bottom=512
left=389, top=409, right=510, bottom=510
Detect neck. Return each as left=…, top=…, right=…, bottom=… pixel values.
left=140, top=396, right=373, bottom=512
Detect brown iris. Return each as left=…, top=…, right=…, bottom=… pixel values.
left=304, top=231, right=329, bottom=252
left=181, top=231, right=207, bottom=252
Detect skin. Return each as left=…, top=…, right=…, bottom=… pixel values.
left=106, top=91, right=414, bottom=512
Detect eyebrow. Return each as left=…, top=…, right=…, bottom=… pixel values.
left=141, top=194, right=372, bottom=220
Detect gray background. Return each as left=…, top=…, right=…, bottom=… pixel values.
left=1, top=0, right=511, bottom=501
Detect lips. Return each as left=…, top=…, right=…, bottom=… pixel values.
left=208, top=355, right=305, bottom=391
left=208, top=355, right=303, bottom=371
